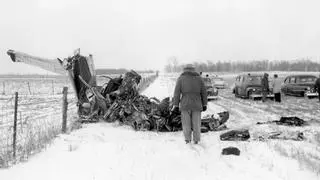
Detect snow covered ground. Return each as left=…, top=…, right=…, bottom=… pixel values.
left=0, top=73, right=319, bottom=180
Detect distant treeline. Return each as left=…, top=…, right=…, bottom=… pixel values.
left=96, top=68, right=155, bottom=75
left=164, top=59, right=320, bottom=72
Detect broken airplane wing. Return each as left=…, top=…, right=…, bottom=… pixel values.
left=7, top=49, right=66, bottom=75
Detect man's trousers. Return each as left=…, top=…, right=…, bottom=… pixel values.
left=181, top=110, right=201, bottom=142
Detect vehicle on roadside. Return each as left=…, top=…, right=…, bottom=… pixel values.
left=203, top=77, right=218, bottom=100
left=232, top=74, right=274, bottom=100
left=211, top=76, right=228, bottom=89
left=281, top=75, right=318, bottom=98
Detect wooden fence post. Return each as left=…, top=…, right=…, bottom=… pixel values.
left=13, top=92, right=18, bottom=159
left=62, top=87, right=68, bottom=133
left=19, top=111, right=23, bottom=133
left=27, top=82, right=32, bottom=95
left=52, top=80, right=55, bottom=95
left=2, top=81, right=5, bottom=95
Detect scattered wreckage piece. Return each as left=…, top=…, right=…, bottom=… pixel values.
left=78, top=75, right=108, bottom=115
left=222, top=147, right=241, bottom=156
left=79, top=70, right=142, bottom=122
left=257, top=131, right=304, bottom=141
left=101, top=75, right=123, bottom=97
left=112, top=70, right=141, bottom=99
left=256, top=116, right=306, bottom=126
left=201, top=111, right=229, bottom=132
left=220, top=129, right=250, bottom=141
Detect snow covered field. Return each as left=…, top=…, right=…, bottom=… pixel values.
left=0, top=73, right=320, bottom=180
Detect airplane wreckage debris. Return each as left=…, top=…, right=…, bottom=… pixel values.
left=256, top=116, right=306, bottom=126
left=222, top=147, right=241, bottom=156
left=8, top=49, right=307, bottom=141
left=79, top=69, right=230, bottom=132
left=220, top=116, right=308, bottom=141
left=6, top=49, right=230, bottom=132
left=54, top=53, right=231, bottom=132
left=257, top=131, right=305, bottom=141
left=220, top=128, right=305, bottom=142
left=220, top=129, right=251, bottom=141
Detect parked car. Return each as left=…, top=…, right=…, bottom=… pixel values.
left=212, top=76, right=228, bottom=89
left=203, top=77, right=218, bottom=100
left=233, top=74, right=274, bottom=100
left=281, top=75, right=318, bottom=98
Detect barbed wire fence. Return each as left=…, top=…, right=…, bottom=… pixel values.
left=0, top=78, right=77, bottom=167
left=0, top=73, right=158, bottom=167
left=1, top=78, right=71, bottom=96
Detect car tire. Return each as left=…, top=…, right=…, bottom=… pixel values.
left=281, top=89, right=287, bottom=96
left=247, top=90, right=253, bottom=99
left=235, top=88, right=240, bottom=97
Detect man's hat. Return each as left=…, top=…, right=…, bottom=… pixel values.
left=183, top=64, right=195, bottom=71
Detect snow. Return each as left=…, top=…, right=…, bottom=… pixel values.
left=1, top=73, right=319, bottom=180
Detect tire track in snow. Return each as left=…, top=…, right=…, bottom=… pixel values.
left=219, top=89, right=320, bottom=121
left=213, top=89, right=320, bottom=176
left=147, top=74, right=320, bottom=179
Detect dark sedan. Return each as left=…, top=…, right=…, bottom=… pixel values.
left=203, top=77, right=218, bottom=100
left=281, top=75, right=318, bottom=98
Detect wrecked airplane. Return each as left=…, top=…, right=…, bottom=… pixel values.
left=6, top=49, right=229, bottom=132
left=7, top=49, right=97, bottom=116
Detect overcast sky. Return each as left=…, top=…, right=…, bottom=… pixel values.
left=0, top=0, right=320, bottom=74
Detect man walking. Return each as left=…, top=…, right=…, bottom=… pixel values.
left=315, top=74, right=320, bottom=102
left=172, top=64, right=207, bottom=144
left=261, top=73, right=269, bottom=102
left=271, top=74, right=282, bottom=102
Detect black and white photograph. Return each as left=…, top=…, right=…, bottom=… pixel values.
left=0, top=0, right=320, bottom=179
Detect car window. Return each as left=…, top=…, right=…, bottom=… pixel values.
left=240, top=76, right=245, bottom=82
left=289, top=77, right=296, bottom=83
left=284, top=78, right=289, bottom=84
left=296, top=77, right=316, bottom=83
left=246, top=76, right=262, bottom=84
left=247, top=76, right=262, bottom=81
